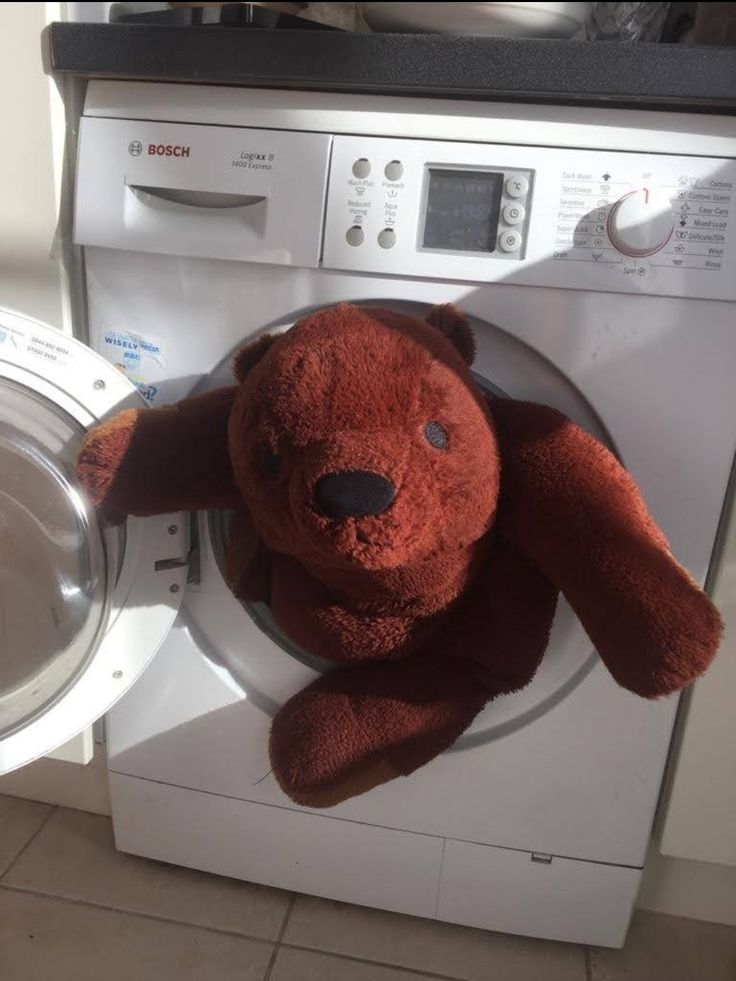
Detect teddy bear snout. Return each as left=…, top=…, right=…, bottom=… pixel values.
left=314, top=470, right=396, bottom=519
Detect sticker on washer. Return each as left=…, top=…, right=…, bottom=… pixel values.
left=102, top=330, right=165, bottom=403
left=25, top=332, right=72, bottom=366
left=0, top=321, right=72, bottom=367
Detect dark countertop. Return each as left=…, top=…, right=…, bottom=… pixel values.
left=45, top=22, right=736, bottom=113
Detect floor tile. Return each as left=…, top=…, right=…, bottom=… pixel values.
left=0, top=888, right=272, bottom=981
left=4, top=807, right=290, bottom=939
left=284, top=894, right=586, bottom=981
left=590, top=910, right=736, bottom=981
left=272, top=947, right=442, bottom=981
left=0, top=795, right=52, bottom=876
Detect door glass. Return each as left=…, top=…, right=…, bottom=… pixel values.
left=0, top=380, right=109, bottom=737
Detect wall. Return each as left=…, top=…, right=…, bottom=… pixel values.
left=637, top=480, right=736, bottom=927
left=638, top=846, right=736, bottom=926
left=659, top=481, right=736, bottom=868
left=0, top=0, right=108, bottom=812
left=0, top=2, right=63, bottom=327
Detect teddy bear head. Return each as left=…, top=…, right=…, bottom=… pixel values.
left=227, top=304, right=500, bottom=574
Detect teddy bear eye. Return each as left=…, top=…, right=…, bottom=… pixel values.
left=424, top=421, right=448, bottom=450
left=262, top=445, right=282, bottom=476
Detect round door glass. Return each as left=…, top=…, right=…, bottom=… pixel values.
left=0, top=379, right=109, bottom=737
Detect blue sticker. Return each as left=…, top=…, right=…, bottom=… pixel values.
left=101, top=329, right=165, bottom=404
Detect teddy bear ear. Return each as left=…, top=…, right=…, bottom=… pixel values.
left=233, top=334, right=276, bottom=383
left=425, top=304, right=476, bottom=365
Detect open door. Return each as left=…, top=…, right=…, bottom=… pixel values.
left=0, top=309, right=187, bottom=773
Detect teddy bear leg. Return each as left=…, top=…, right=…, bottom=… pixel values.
left=269, top=653, right=489, bottom=808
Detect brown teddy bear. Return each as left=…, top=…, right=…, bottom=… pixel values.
left=77, top=303, right=722, bottom=807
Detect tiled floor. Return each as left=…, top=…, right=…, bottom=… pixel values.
left=1, top=795, right=735, bottom=981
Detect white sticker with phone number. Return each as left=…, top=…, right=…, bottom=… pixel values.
left=0, top=323, right=71, bottom=367
left=101, top=329, right=165, bottom=404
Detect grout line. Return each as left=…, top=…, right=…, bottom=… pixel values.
left=277, top=893, right=297, bottom=943
left=0, top=882, right=274, bottom=947
left=0, top=805, right=57, bottom=882
left=584, top=946, right=594, bottom=981
left=277, top=941, right=470, bottom=981
left=434, top=837, right=447, bottom=917
left=0, top=877, right=590, bottom=981
left=0, top=877, right=468, bottom=981
left=263, top=893, right=297, bottom=981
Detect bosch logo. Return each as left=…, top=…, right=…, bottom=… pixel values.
left=128, top=141, right=143, bottom=156
left=148, top=144, right=191, bottom=158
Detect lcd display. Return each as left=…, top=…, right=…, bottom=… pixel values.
left=423, top=169, right=503, bottom=253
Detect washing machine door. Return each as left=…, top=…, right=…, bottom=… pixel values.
left=0, top=310, right=186, bottom=774
left=188, top=306, right=611, bottom=748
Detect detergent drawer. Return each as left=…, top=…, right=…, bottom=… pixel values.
left=75, top=116, right=331, bottom=267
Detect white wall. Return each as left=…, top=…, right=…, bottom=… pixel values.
left=659, top=490, right=736, bottom=867
left=638, top=846, right=736, bottom=927
left=637, top=480, right=736, bottom=928
left=0, top=2, right=63, bottom=327
left=0, top=0, right=106, bottom=808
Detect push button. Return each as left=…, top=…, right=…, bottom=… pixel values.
left=505, top=175, right=529, bottom=198
left=502, top=203, right=525, bottom=226
left=378, top=228, right=397, bottom=249
left=384, top=160, right=404, bottom=181
left=352, top=158, right=371, bottom=179
left=345, top=225, right=365, bottom=247
left=499, top=230, right=522, bottom=252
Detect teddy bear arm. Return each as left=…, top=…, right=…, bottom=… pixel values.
left=491, top=399, right=722, bottom=698
left=77, top=387, right=243, bottom=518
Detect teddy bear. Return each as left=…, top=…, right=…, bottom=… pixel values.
left=77, top=303, right=722, bottom=807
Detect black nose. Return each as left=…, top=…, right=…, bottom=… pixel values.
left=315, top=470, right=396, bottom=519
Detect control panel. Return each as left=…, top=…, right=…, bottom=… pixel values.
left=326, top=137, right=534, bottom=267
left=553, top=173, right=727, bottom=274
left=323, top=135, right=736, bottom=301
left=74, top=118, right=736, bottom=302
left=339, top=150, right=533, bottom=260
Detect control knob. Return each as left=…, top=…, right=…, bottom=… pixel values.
left=606, top=188, right=675, bottom=257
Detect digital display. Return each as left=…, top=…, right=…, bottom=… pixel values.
left=423, top=169, right=504, bottom=253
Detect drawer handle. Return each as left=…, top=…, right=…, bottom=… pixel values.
left=531, top=853, right=553, bottom=864
left=128, top=184, right=267, bottom=210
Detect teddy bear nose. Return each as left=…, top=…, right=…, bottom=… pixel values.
left=314, top=470, right=396, bottom=519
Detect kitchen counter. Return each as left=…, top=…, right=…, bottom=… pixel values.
left=45, top=22, right=736, bottom=113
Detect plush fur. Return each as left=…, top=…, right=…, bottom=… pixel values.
left=77, top=303, right=722, bottom=807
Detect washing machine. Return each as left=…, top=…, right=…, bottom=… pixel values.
left=2, top=80, right=735, bottom=948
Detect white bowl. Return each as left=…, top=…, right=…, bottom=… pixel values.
left=361, top=2, right=592, bottom=38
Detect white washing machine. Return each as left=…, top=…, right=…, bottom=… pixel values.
left=2, top=80, right=736, bottom=948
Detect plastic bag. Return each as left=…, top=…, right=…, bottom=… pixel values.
left=586, top=1, right=670, bottom=41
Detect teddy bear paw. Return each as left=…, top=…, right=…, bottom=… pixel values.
left=269, top=682, right=400, bottom=808
left=76, top=409, right=140, bottom=518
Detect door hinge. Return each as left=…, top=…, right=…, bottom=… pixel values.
left=154, top=512, right=201, bottom=584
